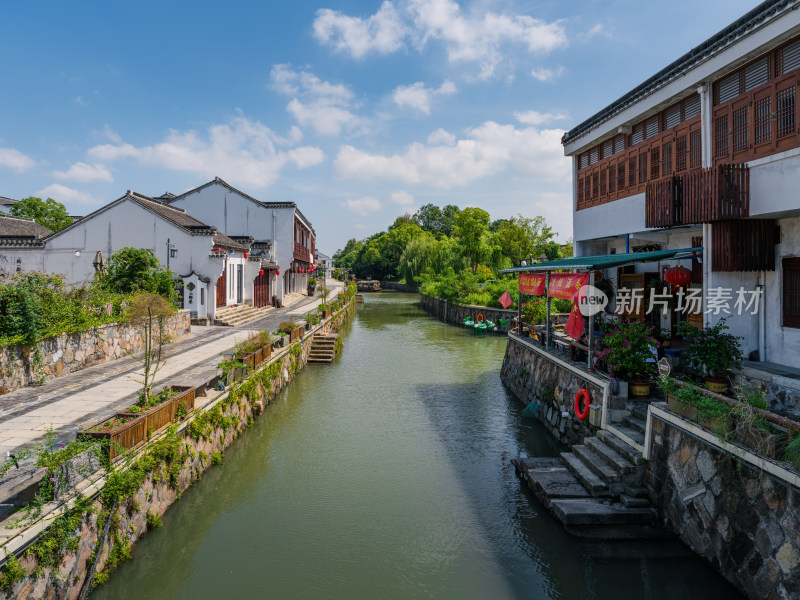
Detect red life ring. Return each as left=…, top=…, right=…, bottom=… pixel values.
left=574, top=389, right=591, bottom=421
left=476, top=313, right=485, bottom=323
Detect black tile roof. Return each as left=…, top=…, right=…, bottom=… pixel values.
left=0, top=215, right=53, bottom=246
left=562, top=0, right=798, bottom=146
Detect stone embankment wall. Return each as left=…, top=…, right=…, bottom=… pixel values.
left=733, top=363, right=800, bottom=421
left=0, top=302, right=354, bottom=600
left=646, top=415, right=800, bottom=599
left=419, top=294, right=516, bottom=329
left=0, top=310, right=191, bottom=393
left=500, top=334, right=601, bottom=445
left=381, top=281, right=420, bottom=293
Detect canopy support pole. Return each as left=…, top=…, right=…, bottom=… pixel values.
left=545, top=272, right=551, bottom=349
left=588, top=271, right=595, bottom=372
left=517, top=289, right=523, bottom=334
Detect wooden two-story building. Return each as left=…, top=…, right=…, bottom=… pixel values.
left=564, top=0, right=800, bottom=371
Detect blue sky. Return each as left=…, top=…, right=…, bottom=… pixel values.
left=0, top=0, right=757, bottom=254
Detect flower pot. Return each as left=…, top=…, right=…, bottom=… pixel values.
left=666, top=393, right=697, bottom=420
left=704, top=377, right=728, bottom=395
left=79, top=413, right=146, bottom=461
left=629, top=379, right=651, bottom=399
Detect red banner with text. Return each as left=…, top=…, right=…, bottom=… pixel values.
left=518, top=272, right=588, bottom=299
left=518, top=273, right=545, bottom=295
left=547, top=273, right=588, bottom=300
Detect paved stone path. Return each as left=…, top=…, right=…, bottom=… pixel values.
left=0, top=281, right=344, bottom=458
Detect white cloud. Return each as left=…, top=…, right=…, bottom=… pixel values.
left=314, top=0, right=567, bottom=78
left=390, top=191, right=414, bottom=206
left=37, top=183, right=97, bottom=206
left=514, top=110, right=568, bottom=126
left=427, top=128, right=456, bottom=146
left=87, top=115, right=324, bottom=189
left=270, top=64, right=364, bottom=136
left=0, top=147, right=36, bottom=172
left=530, top=65, right=565, bottom=82
left=334, top=121, right=569, bottom=189
left=392, top=80, right=456, bottom=115
left=343, top=196, right=382, bottom=215
left=313, top=1, right=409, bottom=58
left=53, top=162, right=113, bottom=183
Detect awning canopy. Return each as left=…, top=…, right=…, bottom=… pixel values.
left=499, top=247, right=702, bottom=273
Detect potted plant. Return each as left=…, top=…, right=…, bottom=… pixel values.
left=596, top=318, right=659, bottom=398
left=79, top=413, right=146, bottom=460
left=307, top=276, right=317, bottom=296
left=678, top=318, right=742, bottom=394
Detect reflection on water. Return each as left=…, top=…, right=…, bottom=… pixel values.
left=92, top=292, right=742, bottom=599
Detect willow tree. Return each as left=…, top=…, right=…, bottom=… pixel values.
left=127, top=292, right=176, bottom=400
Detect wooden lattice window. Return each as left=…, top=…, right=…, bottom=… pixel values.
left=783, top=257, right=800, bottom=328
left=650, top=147, right=660, bottom=180
left=714, top=115, right=729, bottom=158
left=577, top=178, right=584, bottom=206
left=608, top=164, right=616, bottom=194
left=585, top=175, right=591, bottom=204
left=592, top=172, right=599, bottom=199
left=690, top=130, right=702, bottom=168
left=638, top=151, right=648, bottom=184
left=628, top=157, right=637, bottom=187
left=732, top=106, right=749, bottom=152
left=617, top=161, right=626, bottom=190
left=600, top=169, right=607, bottom=196
left=754, top=96, right=772, bottom=144
left=777, top=86, right=796, bottom=138
left=661, top=141, right=673, bottom=175
left=675, top=135, right=687, bottom=172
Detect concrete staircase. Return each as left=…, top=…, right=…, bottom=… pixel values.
left=214, top=304, right=272, bottom=327
left=513, top=408, right=662, bottom=539
left=308, top=333, right=337, bottom=364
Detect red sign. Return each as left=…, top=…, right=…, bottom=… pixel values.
left=519, top=273, right=545, bottom=295
left=547, top=273, right=588, bottom=300
left=518, top=272, right=588, bottom=299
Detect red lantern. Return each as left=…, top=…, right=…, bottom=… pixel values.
left=259, top=269, right=264, bottom=276
left=276, top=270, right=280, bottom=276
left=664, top=265, right=692, bottom=287
left=244, top=252, right=249, bottom=259
left=215, top=247, right=221, bottom=252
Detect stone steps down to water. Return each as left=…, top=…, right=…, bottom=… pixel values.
left=215, top=304, right=273, bottom=327
left=512, top=426, right=662, bottom=539
left=308, top=334, right=338, bottom=364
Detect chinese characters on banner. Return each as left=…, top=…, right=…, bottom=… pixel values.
left=518, top=273, right=545, bottom=295
left=518, top=273, right=589, bottom=299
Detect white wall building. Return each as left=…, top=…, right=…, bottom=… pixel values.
left=0, top=191, right=252, bottom=322
left=563, top=0, right=800, bottom=368
left=168, top=177, right=316, bottom=304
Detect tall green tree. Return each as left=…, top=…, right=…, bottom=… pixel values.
left=453, top=207, right=490, bottom=274
left=10, top=197, right=73, bottom=232
left=102, top=247, right=176, bottom=299
left=495, top=215, right=555, bottom=266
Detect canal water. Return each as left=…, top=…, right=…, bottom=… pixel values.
left=92, top=292, right=741, bottom=599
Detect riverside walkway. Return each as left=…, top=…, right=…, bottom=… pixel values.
left=0, top=282, right=343, bottom=459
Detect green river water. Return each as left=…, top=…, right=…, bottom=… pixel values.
left=91, top=292, right=741, bottom=599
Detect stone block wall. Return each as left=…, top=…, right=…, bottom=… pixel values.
left=733, top=363, right=800, bottom=421
left=419, top=294, right=517, bottom=330
left=0, top=310, right=191, bottom=393
left=0, top=299, right=355, bottom=600
left=646, top=417, right=800, bottom=599
left=500, top=334, right=601, bottom=445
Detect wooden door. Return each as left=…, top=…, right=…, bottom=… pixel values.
left=254, top=272, right=270, bottom=308
left=752, top=85, right=775, bottom=156
left=730, top=95, right=751, bottom=163
left=774, top=72, right=798, bottom=152
left=216, top=270, right=226, bottom=307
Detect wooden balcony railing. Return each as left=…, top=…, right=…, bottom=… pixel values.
left=645, top=163, right=749, bottom=228
left=293, top=242, right=311, bottom=263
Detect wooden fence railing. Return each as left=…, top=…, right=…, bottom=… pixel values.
left=645, top=163, right=749, bottom=227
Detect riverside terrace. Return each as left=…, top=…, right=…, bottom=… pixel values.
left=0, top=281, right=342, bottom=464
